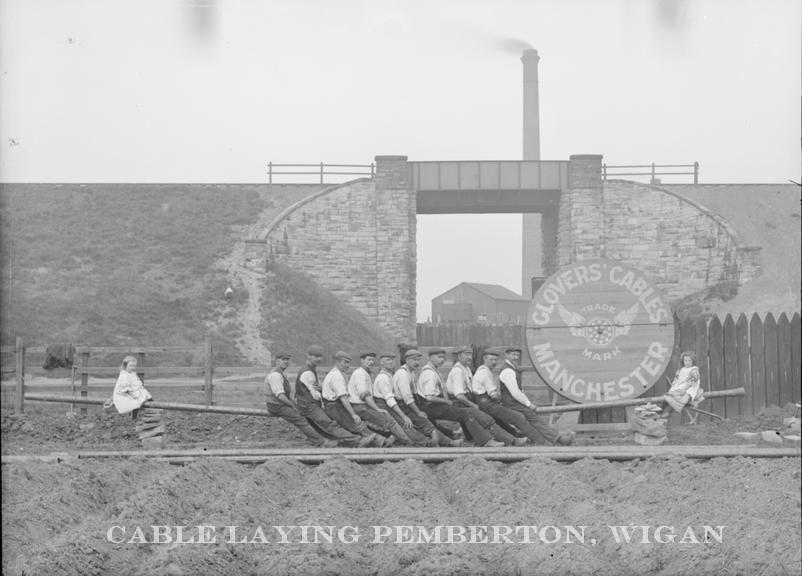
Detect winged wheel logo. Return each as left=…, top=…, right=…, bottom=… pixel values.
left=557, top=302, right=640, bottom=346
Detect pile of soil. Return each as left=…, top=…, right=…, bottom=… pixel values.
left=2, top=405, right=801, bottom=574
left=2, top=454, right=800, bottom=575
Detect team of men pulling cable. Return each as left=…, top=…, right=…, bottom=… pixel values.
left=265, top=345, right=575, bottom=448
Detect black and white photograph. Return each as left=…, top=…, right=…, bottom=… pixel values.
left=1, top=1, right=800, bottom=574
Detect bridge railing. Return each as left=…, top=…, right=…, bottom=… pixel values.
left=603, top=162, right=699, bottom=184
left=267, top=162, right=375, bottom=184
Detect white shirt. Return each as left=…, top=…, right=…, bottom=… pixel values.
left=416, top=363, right=445, bottom=398
left=498, top=362, right=532, bottom=407
left=392, top=366, right=416, bottom=405
left=321, top=367, right=348, bottom=402
left=446, top=362, right=472, bottom=396
left=470, top=364, right=499, bottom=396
left=265, top=370, right=294, bottom=404
left=299, top=368, right=321, bottom=401
left=347, top=366, right=373, bottom=404
left=372, top=369, right=397, bottom=408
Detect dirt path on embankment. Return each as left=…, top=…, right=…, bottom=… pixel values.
left=208, top=187, right=314, bottom=365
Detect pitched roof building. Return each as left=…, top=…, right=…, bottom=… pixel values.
left=431, top=282, right=529, bottom=324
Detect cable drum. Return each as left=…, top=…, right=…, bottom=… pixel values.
left=526, top=259, right=674, bottom=404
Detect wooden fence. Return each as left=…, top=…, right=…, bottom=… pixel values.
left=0, top=337, right=293, bottom=414
left=417, top=313, right=802, bottom=421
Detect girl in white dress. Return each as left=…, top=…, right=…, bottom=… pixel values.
left=661, top=351, right=704, bottom=417
left=112, top=356, right=153, bottom=416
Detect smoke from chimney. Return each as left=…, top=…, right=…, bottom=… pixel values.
left=495, top=37, right=534, bottom=55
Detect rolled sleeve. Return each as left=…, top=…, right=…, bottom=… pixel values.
left=373, top=373, right=397, bottom=408
left=267, top=372, right=286, bottom=398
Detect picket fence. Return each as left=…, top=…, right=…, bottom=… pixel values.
left=417, top=313, right=802, bottom=422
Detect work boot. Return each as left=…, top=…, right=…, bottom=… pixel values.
left=380, top=435, right=396, bottom=448
left=321, top=439, right=338, bottom=448
left=555, top=430, right=575, bottom=446
left=481, top=439, right=505, bottom=448
left=357, top=433, right=378, bottom=448
left=512, top=437, right=528, bottom=447
left=433, top=429, right=461, bottom=447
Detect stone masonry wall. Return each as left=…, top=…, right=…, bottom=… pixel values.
left=265, top=158, right=417, bottom=343
left=558, top=160, right=751, bottom=301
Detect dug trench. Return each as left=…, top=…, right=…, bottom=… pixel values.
left=1, top=406, right=800, bottom=576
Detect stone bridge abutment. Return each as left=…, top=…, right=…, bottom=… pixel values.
left=254, top=154, right=760, bottom=344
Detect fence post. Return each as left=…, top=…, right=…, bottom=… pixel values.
left=693, top=161, right=699, bottom=184
left=320, top=162, right=324, bottom=184
left=80, top=351, right=89, bottom=415
left=371, top=162, right=375, bottom=178
left=268, top=162, right=273, bottom=184
left=14, top=336, right=24, bottom=414
left=602, top=163, right=607, bottom=181
left=651, top=162, right=655, bottom=182
left=204, top=336, right=213, bottom=406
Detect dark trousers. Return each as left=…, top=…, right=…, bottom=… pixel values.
left=267, top=402, right=327, bottom=446
left=353, top=403, right=415, bottom=444
left=323, top=400, right=373, bottom=437
left=500, top=400, right=560, bottom=444
left=397, top=401, right=435, bottom=436
left=375, top=399, right=433, bottom=446
left=477, top=397, right=552, bottom=443
left=418, top=400, right=494, bottom=446
left=295, top=395, right=362, bottom=445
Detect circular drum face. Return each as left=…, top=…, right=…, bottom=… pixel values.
left=526, top=259, right=674, bottom=404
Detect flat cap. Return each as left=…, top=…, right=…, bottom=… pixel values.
left=483, top=347, right=502, bottom=357
left=359, top=351, right=377, bottom=359
left=454, top=346, right=473, bottom=355
left=504, top=346, right=523, bottom=354
left=334, top=350, right=352, bottom=361
left=379, top=352, right=396, bottom=359
left=275, top=352, right=292, bottom=360
left=307, top=345, right=325, bottom=356
left=404, top=349, right=423, bottom=359
left=428, top=348, right=446, bottom=356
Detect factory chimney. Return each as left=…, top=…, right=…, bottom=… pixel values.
left=521, top=48, right=544, bottom=297
left=521, top=48, right=541, bottom=161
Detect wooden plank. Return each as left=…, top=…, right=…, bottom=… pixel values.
left=735, top=314, right=752, bottom=417
left=79, top=352, right=89, bottom=416
left=792, top=313, right=801, bottom=404
left=14, top=336, right=24, bottom=413
left=707, top=316, right=724, bottom=420
left=749, top=313, right=766, bottom=413
left=694, top=317, right=710, bottom=419
left=723, top=314, right=739, bottom=418
left=596, top=406, right=613, bottom=424
left=137, top=352, right=146, bottom=384
left=204, top=336, right=213, bottom=406
left=30, top=366, right=204, bottom=376
left=764, top=313, right=779, bottom=407
left=74, top=346, right=199, bottom=354
left=138, top=424, right=166, bottom=439
left=777, top=313, right=792, bottom=408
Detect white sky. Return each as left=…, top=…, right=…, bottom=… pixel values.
left=1, top=0, right=800, bottom=322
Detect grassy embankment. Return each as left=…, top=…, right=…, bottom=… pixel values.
left=1, top=184, right=395, bottom=366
